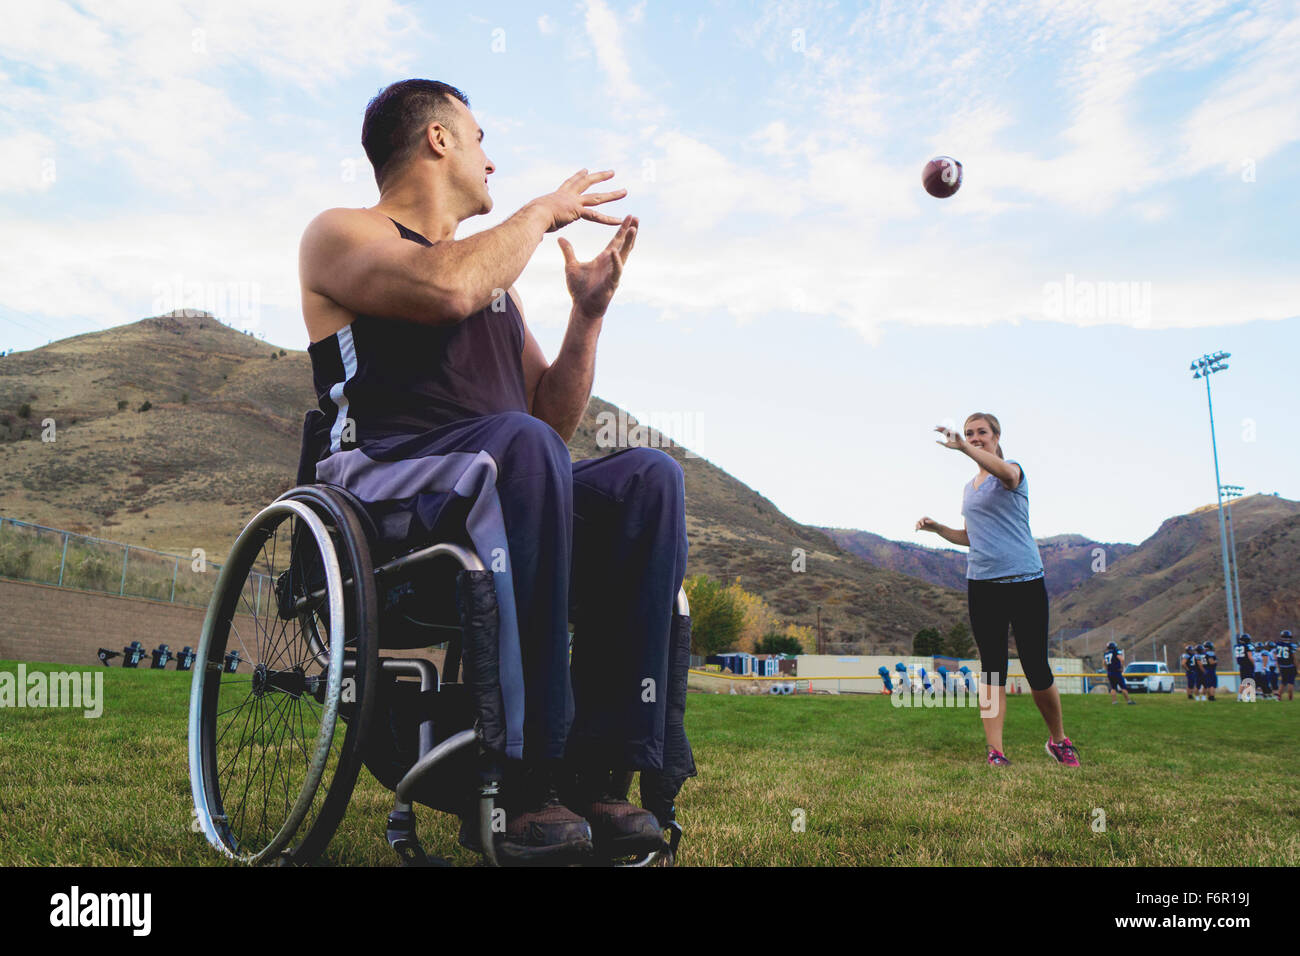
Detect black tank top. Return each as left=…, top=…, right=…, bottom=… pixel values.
left=307, top=217, right=528, bottom=453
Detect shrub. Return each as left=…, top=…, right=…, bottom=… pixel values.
left=18, top=403, right=31, bottom=418
left=72, top=550, right=114, bottom=591
left=0, top=542, right=34, bottom=579
left=117, top=399, right=128, bottom=410
left=138, top=401, right=152, bottom=412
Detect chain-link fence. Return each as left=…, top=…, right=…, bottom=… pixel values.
left=0, top=515, right=250, bottom=608
left=1053, top=627, right=1179, bottom=669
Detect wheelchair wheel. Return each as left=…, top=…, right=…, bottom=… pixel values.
left=189, top=487, right=379, bottom=864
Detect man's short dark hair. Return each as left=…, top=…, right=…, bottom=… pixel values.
left=362, top=79, right=470, bottom=189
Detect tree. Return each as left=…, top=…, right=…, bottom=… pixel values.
left=945, top=620, right=975, bottom=658
left=683, top=574, right=744, bottom=657
left=138, top=400, right=152, bottom=412
left=757, top=633, right=804, bottom=656
left=913, top=626, right=944, bottom=656
left=727, top=577, right=779, bottom=653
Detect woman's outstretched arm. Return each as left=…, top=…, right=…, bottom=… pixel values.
left=933, top=426, right=1022, bottom=490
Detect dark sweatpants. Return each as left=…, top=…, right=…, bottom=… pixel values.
left=315, top=410, right=689, bottom=771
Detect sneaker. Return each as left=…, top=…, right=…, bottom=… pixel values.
left=568, top=770, right=664, bottom=858
left=1045, top=737, right=1081, bottom=767
left=986, top=748, right=1011, bottom=766
left=1127, top=700, right=1136, bottom=705
left=458, top=772, right=593, bottom=865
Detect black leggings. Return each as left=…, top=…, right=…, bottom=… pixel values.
left=967, top=577, right=1053, bottom=690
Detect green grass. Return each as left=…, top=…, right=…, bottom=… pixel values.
left=1, top=660, right=1297, bottom=866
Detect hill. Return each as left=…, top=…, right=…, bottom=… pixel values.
left=0, top=312, right=967, bottom=652
left=1051, top=494, right=1300, bottom=659
left=6, top=313, right=1295, bottom=657
left=821, top=528, right=1140, bottom=598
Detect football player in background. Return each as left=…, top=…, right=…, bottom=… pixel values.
left=1276, top=630, right=1296, bottom=702
left=1235, top=633, right=1255, bottom=696
left=1254, top=641, right=1271, bottom=699
left=1201, top=642, right=1218, bottom=702
left=1192, top=643, right=1208, bottom=701
left=1104, top=642, right=1134, bottom=705
left=1263, top=642, right=1280, bottom=699
left=1181, top=644, right=1198, bottom=700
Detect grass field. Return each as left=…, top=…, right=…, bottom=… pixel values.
left=2, top=660, right=1297, bottom=866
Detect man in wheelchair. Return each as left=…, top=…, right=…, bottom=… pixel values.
left=295, top=80, right=693, bottom=863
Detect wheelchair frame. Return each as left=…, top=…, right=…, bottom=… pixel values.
left=188, top=481, right=689, bottom=867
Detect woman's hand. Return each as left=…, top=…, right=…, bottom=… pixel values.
left=916, top=517, right=943, bottom=534
left=934, top=425, right=968, bottom=451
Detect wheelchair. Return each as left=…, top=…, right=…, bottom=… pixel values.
left=187, top=411, right=693, bottom=867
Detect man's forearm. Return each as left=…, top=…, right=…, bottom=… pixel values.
left=532, top=309, right=603, bottom=442
left=421, top=203, right=552, bottom=316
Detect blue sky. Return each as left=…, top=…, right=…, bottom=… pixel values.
left=2, top=0, right=1298, bottom=546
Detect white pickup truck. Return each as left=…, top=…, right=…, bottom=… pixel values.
left=1124, top=661, right=1175, bottom=693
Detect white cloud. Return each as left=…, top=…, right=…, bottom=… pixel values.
left=4, top=0, right=1299, bottom=356
left=647, top=129, right=807, bottom=231
left=1179, top=14, right=1300, bottom=175
left=0, top=131, right=58, bottom=193
left=583, top=0, right=646, bottom=103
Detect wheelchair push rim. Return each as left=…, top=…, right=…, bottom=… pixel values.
left=188, top=494, right=375, bottom=864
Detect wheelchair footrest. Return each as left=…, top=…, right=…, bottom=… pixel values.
left=665, top=819, right=683, bottom=862
left=385, top=808, right=429, bottom=866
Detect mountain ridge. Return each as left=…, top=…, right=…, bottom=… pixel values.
left=2, top=311, right=1295, bottom=657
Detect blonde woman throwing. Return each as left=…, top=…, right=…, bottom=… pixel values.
left=916, top=413, right=1079, bottom=768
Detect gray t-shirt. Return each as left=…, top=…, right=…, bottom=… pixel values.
left=961, top=460, right=1045, bottom=580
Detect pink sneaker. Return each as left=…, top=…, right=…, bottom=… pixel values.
left=986, top=748, right=1011, bottom=766
left=1045, top=737, right=1080, bottom=767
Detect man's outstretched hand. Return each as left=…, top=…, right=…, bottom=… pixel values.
left=532, top=169, right=628, bottom=233
left=559, top=215, right=638, bottom=321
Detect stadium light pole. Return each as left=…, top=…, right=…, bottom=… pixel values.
left=1221, top=483, right=1245, bottom=633
left=1190, top=352, right=1237, bottom=643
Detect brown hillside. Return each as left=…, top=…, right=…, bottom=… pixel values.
left=0, top=313, right=968, bottom=652
left=820, top=528, right=1139, bottom=599
left=1053, top=494, right=1300, bottom=658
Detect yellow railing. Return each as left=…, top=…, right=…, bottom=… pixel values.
left=689, top=670, right=1248, bottom=681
